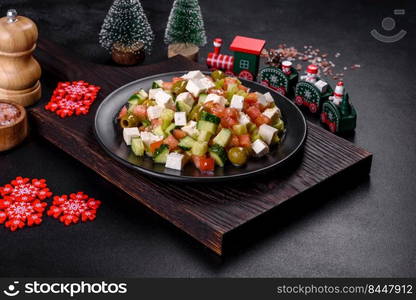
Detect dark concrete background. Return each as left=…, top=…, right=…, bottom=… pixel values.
left=0, top=0, right=415, bottom=277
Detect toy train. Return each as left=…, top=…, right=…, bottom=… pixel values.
left=206, top=37, right=356, bottom=133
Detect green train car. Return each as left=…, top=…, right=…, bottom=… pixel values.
left=321, top=93, right=357, bottom=133
left=258, top=60, right=299, bottom=97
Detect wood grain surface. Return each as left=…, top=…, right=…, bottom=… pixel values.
left=29, top=39, right=372, bottom=255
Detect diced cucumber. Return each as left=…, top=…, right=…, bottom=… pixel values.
left=178, top=136, right=196, bottom=151
left=176, top=101, right=192, bottom=115
left=131, top=137, right=145, bottom=156
left=209, top=145, right=227, bottom=167
left=141, top=119, right=151, bottom=127
left=138, top=89, right=148, bottom=100
left=251, top=129, right=261, bottom=142
left=200, top=111, right=220, bottom=124
left=161, top=108, right=174, bottom=129
left=128, top=95, right=139, bottom=105
left=128, top=89, right=147, bottom=105
left=227, top=83, right=238, bottom=92
left=271, top=134, right=281, bottom=144
left=214, top=79, right=224, bottom=89
left=153, top=144, right=169, bottom=163
left=232, top=124, right=247, bottom=135
left=191, top=141, right=208, bottom=156
left=272, top=118, right=284, bottom=131
left=247, top=122, right=257, bottom=133
left=152, top=80, right=163, bottom=89
left=198, top=93, right=208, bottom=105
left=197, top=130, right=212, bottom=142
left=189, top=104, right=203, bottom=121
left=164, top=123, right=176, bottom=135
left=213, top=128, right=232, bottom=147
left=197, top=120, right=217, bottom=134
left=152, top=126, right=166, bottom=138
left=128, top=103, right=137, bottom=113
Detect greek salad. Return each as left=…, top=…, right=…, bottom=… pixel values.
left=118, top=70, right=285, bottom=173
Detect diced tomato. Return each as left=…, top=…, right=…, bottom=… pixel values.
left=162, top=82, right=173, bottom=91
left=172, top=129, right=187, bottom=140
left=224, top=77, right=238, bottom=90
left=254, top=115, right=271, bottom=126
left=172, top=77, right=184, bottom=83
left=151, top=118, right=162, bottom=127
left=192, top=155, right=204, bottom=169
left=210, top=104, right=226, bottom=118
left=238, top=85, right=249, bottom=92
left=132, top=104, right=147, bottom=120
left=118, top=106, right=127, bottom=119
left=163, top=135, right=179, bottom=150
left=246, top=106, right=261, bottom=120
left=246, top=92, right=258, bottom=102
left=229, top=135, right=240, bottom=147
left=221, top=116, right=238, bottom=128
left=239, top=134, right=252, bottom=148
left=149, top=140, right=164, bottom=153
left=199, top=157, right=215, bottom=172
left=225, top=107, right=239, bottom=120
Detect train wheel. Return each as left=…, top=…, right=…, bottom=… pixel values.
left=261, top=80, right=270, bottom=87
left=329, top=122, right=337, bottom=133
left=238, top=70, right=254, bottom=81
left=320, top=112, right=327, bottom=123
left=295, top=96, right=304, bottom=106
left=309, top=103, right=318, bottom=113
left=273, top=86, right=286, bottom=96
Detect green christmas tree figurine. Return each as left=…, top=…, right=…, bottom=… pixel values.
left=99, top=0, right=154, bottom=65
left=164, top=0, right=206, bottom=61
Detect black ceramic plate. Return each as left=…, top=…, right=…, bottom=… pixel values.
left=94, top=71, right=307, bottom=182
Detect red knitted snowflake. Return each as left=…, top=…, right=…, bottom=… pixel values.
left=47, top=192, right=101, bottom=226
left=45, top=81, right=101, bottom=118
left=0, top=199, right=47, bottom=231
left=0, top=176, right=52, bottom=202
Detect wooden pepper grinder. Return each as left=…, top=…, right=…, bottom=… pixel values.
left=0, top=9, right=41, bottom=107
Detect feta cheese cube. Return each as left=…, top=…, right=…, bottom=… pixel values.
left=252, top=139, right=269, bottom=157
left=176, top=92, right=194, bottom=107
left=181, top=70, right=205, bottom=80
left=262, top=107, right=281, bottom=122
left=314, top=80, right=328, bottom=93
left=149, top=88, right=163, bottom=100
left=165, top=153, right=185, bottom=171
left=257, top=93, right=268, bottom=106
left=230, top=95, right=244, bottom=110
left=147, top=105, right=163, bottom=120
left=154, top=90, right=174, bottom=108
left=181, top=121, right=199, bottom=138
left=174, top=112, right=187, bottom=126
left=263, top=92, right=275, bottom=103
left=204, top=93, right=227, bottom=106
left=123, top=127, right=140, bottom=146
left=140, top=131, right=163, bottom=146
left=239, top=112, right=251, bottom=125
left=186, top=79, right=206, bottom=97
left=199, top=77, right=215, bottom=90
left=259, top=124, right=278, bottom=145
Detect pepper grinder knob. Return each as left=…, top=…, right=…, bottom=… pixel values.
left=6, top=9, right=18, bottom=23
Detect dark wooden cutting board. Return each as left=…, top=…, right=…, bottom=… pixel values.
left=29, top=39, right=372, bottom=255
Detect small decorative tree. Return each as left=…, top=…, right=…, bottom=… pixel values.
left=164, top=0, right=206, bottom=61
left=99, top=0, right=154, bottom=64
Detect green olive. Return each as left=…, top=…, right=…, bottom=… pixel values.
left=172, top=80, right=187, bottom=95
left=228, top=147, right=248, bottom=166
left=211, top=70, right=226, bottom=81
left=120, top=114, right=139, bottom=128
